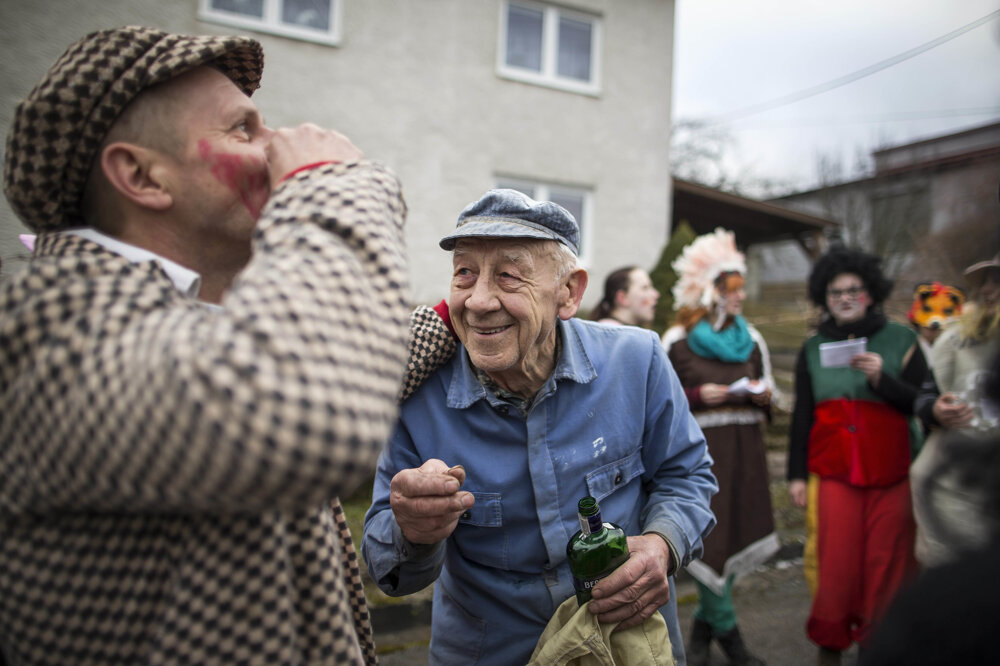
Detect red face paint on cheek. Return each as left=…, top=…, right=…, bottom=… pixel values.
left=198, top=139, right=270, bottom=219
left=857, top=294, right=869, bottom=307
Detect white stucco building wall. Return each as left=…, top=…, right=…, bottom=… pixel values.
left=0, top=0, right=675, bottom=309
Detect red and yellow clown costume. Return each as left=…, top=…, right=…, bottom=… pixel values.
left=794, top=322, right=924, bottom=650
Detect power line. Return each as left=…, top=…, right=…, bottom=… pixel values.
left=701, top=9, right=1000, bottom=125
left=727, top=107, right=1000, bottom=130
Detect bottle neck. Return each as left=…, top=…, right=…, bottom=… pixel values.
left=579, top=510, right=604, bottom=536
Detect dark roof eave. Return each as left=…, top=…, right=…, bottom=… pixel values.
left=672, top=177, right=836, bottom=230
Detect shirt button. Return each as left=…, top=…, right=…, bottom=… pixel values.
left=847, top=425, right=856, bottom=433
left=614, top=472, right=623, bottom=485
left=461, top=511, right=471, bottom=520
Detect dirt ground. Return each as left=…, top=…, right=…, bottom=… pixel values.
left=675, top=561, right=860, bottom=666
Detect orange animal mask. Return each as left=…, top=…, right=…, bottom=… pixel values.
left=908, top=282, right=965, bottom=330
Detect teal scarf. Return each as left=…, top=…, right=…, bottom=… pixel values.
left=687, top=316, right=755, bottom=363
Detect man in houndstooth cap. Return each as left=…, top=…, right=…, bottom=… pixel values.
left=0, top=26, right=412, bottom=664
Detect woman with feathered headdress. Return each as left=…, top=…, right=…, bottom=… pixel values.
left=662, top=228, right=777, bottom=666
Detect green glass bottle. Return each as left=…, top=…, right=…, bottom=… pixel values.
left=567, top=496, right=630, bottom=605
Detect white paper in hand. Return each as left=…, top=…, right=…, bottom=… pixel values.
left=818, top=337, right=867, bottom=368
left=727, top=376, right=767, bottom=396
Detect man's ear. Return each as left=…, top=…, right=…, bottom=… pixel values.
left=558, top=268, right=589, bottom=320
left=100, top=142, right=173, bottom=211
left=614, top=288, right=630, bottom=308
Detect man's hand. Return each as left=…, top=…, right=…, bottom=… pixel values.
left=265, top=123, right=364, bottom=189
left=587, top=534, right=672, bottom=631
left=933, top=392, right=974, bottom=429
left=789, top=479, right=808, bottom=508
left=849, top=352, right=883, bottom=387
left=390, top=458, right=474, bottom=545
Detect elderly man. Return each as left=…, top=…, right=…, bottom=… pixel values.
left=1, top=26, right=409, bottom=664
left=363, top=189, right=717, bottom=665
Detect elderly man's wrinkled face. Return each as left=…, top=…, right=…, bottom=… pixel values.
left=449, top=238, right=580, bottom=394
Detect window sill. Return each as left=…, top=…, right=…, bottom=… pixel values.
left=497, top=67, right=601, bottom=97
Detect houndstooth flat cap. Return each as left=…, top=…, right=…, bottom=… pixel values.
left=3, top=26, right=264, bottom=233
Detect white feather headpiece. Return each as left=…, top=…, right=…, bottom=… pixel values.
left=671, top=228, right=746, bottom=310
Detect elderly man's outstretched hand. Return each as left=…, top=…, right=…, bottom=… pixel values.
left=390, top=458, right=474, bottom=545
left=266, top=123, right=364, bottom=189
left=587, top=533, right=673, bottom=631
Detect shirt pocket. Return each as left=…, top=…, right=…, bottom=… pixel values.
left=457, top=492, right=502, bottom=527
left=455, top=492, right=508, bottom=570
left=584, top=447, right=645, bottom=504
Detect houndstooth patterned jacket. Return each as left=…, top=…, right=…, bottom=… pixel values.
left=0, top=161, right=412, bottom=665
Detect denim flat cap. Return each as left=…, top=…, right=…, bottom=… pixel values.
left=439, top=189, right=580, bottom=256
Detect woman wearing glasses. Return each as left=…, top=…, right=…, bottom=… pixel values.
left=786, top=246, right=928, bottom=666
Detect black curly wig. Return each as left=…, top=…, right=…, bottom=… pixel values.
left=807, top=246, right=894, bottom=310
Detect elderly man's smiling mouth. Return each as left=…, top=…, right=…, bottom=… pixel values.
left=471, top=324, right=512, bottom=336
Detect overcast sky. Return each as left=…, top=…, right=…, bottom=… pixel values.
left=672, top=0, right=1000, bottom=193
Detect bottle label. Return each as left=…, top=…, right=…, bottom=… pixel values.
left=572, top=570, right=612, bottom=598
left=579, top=513, right=603, bottom=536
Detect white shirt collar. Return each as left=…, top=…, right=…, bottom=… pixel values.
left=63, top=228, right=203, bottom=299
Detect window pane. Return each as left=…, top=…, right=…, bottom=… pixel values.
left=548, top=192, right=583, bottom=226
left=211, top=0, right=264, bottom=19
left=506, top=5, right=543, bottom=72
left=282, top=0, right=331, bottom=30
left=557, top=16, right=592, bottom=81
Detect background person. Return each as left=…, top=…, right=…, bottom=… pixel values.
left=786, top=247, right=927, bottom=666
left=906, top=281, right=965, bottom=364
left=662, top=228, right=777, bottom=666
left=589, top=264, right=660, bottom=327
left=910, top=254, right=1000, bottom=567
left=860, top=348, right=1000, bottom=666
left=0, top=26, right=410, bottom=665
left=363, top=189, right=717, bottom=666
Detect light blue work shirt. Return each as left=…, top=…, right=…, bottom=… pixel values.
left=363, top=318, right=717, bottom=665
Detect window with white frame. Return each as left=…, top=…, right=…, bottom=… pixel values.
left=499, top=1, right=601, bottom=95
left=494, top=178, right=593, bottom=263
left=199, top=0, right=342, bottom=46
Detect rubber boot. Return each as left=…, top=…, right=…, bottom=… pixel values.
left=715, top=625, right=766, bottom=665
left=687, top=618, right=713, bottom=666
